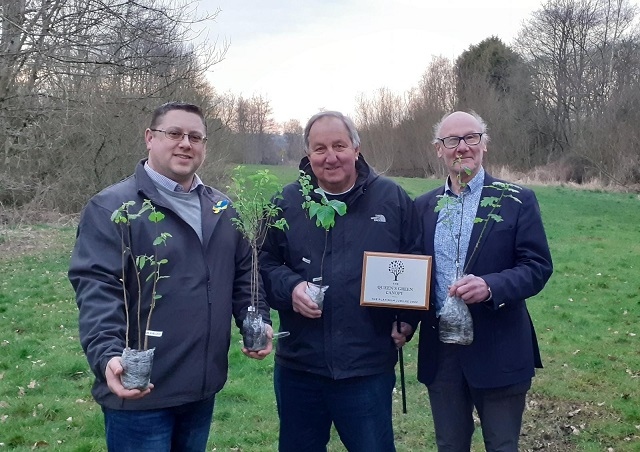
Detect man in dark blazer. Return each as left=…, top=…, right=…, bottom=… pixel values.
left=415, top=110, right=553, bottom=451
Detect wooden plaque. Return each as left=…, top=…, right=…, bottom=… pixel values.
left=360, top=252, right=431, bottom=310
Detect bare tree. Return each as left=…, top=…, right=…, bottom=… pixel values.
left=231, top=94, right=276, bottom=164
left=354, top=56, right=458, bottom=178
left=515, top=0, right=640, bottom=184
left=282, top=119, right=304, bottom=164
left=356, top=88, right=406, bottom=173
left=0, top=0, right=227, bottom=213
left=454, top=37, right=543, bottom=170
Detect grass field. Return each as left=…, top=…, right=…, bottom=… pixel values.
left=1, top=165, right=639, bottom=451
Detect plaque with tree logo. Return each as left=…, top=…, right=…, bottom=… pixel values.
left=360, top=252, right=431, bottom=310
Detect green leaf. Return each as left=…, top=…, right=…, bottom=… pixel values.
left=316, top=205, right=337, bottom=229
left=138, top=201, right=152, bottom=215
left=273, top=218, right=289, bottom=230
left=435, top=195, right=457, bottom=213
left=480, top=196, right=499, bottom=208
left=110, top=210, right=122, bottom=222
left=505, top=194, right=522, bottom=203
left=327, top=199, right=347, bottom=216
left=487, top=213, right=503, bottom=222
left=313, top=187, right=326, bottom=197
left=149, top=211, right=165, bottom=223
left=307, top=203, right=321, bottom=220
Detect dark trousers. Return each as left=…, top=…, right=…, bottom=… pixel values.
left=274, top=364, right=397, bottom=452
left=427, top=343, right=530, bottom=452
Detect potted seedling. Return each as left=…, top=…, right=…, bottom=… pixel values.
left=435, top=161, right=521, bottom=345
left=110, top=199, right=171, bottom=389
left=228, top=166, right=288, bottom=351
left=298, top=171, right=347, bottom=310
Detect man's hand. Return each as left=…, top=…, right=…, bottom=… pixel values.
left=448, top=274, right=491, bottom=304
left=291, top=281, right=322, bottom=319
left=242, top=324, right=274, bottom=359
left=105, top=356, right=153, bottom=399
left=391, top=321, right=413, bottom=348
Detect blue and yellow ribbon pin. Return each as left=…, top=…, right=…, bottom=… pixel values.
left=212, top=199, right=229, bottom=214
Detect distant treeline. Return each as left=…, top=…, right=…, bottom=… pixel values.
left=1, top=0, right=638, bottom=216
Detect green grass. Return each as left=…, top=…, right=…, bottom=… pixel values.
left=229, top=164, right=443, bottom=198
left=524, top=187, right=640, bottom=449
left=1, top=173, right=639, bottom=451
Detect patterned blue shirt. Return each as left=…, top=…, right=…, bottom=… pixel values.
left=433, top=168, right=485, bottom=314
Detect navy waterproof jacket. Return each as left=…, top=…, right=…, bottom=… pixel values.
left=259, top=155, right=420, bottom=379
left=69, top=160, right=269, bottom=410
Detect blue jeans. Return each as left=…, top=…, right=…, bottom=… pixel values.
left=274, top=364, right=396, bottom=452
left=102, top=395, right=215, bottom=452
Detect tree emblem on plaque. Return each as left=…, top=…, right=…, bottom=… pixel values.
left=388, top=260, right=405, bottom=281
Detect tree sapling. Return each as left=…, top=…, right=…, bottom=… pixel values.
left=435, top=160, right=521, bottom=345
left=111, top=199, right=171, bottom=389
left=298, top=171, right=347, bottom=310
left=228, top=166, right=288, bottom=351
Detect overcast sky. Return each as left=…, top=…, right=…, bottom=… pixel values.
left=198, top=0, right=633, bottom=125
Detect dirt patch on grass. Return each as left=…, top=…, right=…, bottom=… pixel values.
left=0, top=224, right=75, bottom=261
left=520, top=393, right=583, bottom=450
left=518, top=392, right=636, bottom=451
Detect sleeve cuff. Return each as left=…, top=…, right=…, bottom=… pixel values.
left=483, top=286, right=493, bottom=303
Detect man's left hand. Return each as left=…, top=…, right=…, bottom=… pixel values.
left=242, top=323, right=274, bottom=359
left=449, top=274, right=491, bottom=304
left=391, top=321, right=413, bottom=348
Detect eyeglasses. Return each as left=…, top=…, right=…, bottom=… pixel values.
left=436, top=133, right=483, bottom=149
left=150, top=129, right=207, bottom=145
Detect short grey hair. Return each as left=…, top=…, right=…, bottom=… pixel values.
left=432, top=110, right=490, bottom=145
left=303, top=111, right=361, bottom=152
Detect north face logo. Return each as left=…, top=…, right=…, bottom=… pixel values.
left=371, top=214, right=386, bottom=223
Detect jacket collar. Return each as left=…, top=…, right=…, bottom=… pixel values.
left=133, top=159, right=230, bottom=249
left=298, top=153, right=377, bottom=204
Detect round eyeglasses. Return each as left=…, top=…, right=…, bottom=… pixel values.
left=151, top=128, right=207, bottom=145
left=436, top=133, right=483, bottom=149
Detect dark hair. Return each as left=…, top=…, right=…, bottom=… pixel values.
left=150, top=102, right=207, bottom=132
left=303, top=110, right=360, bottom=152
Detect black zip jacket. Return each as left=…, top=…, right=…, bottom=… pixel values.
left=259, top=155, right=420, bottom=379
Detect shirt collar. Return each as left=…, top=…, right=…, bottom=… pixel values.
left=144, top=161, right=203, bottom=193
left=445, top=167, right=485, bottom=196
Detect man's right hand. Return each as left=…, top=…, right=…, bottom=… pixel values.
left=292, top=281, right=322, bottom=319
left=105, top=356, right=153, bottom=400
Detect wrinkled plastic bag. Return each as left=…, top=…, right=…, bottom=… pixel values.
left=242, top=307, right=268, bottom=351
left=121, top=347, right=155, bottom=390
left=438, top=294, right=473, bottom=345
left=306, top=282, right=329, bottom=311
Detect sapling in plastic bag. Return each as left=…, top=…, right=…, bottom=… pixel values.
left=121, top=347, right=155, bottom=390
left=438, top=293, right=473, bottom=345
left=242, top=306, right=268, bottom=351
left=306, top=282, right=329, bottom=311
